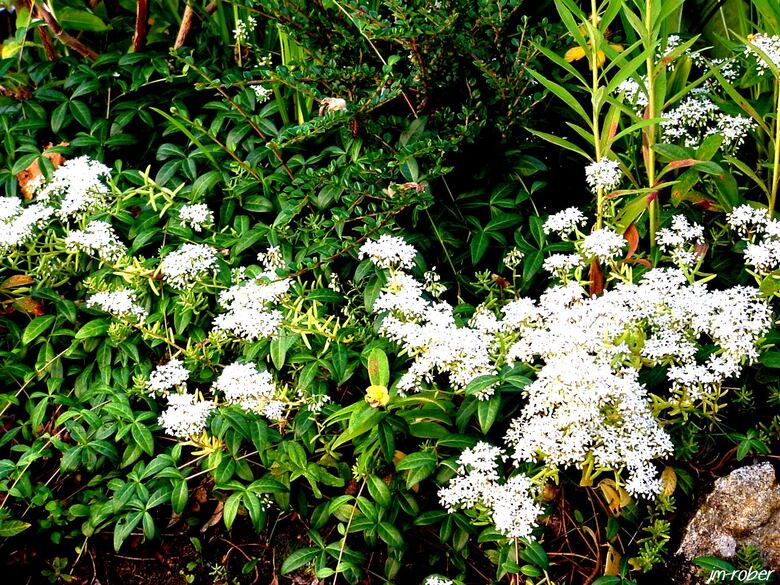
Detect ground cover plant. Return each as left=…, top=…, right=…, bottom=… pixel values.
left=1, top=0, right=780, bottom=584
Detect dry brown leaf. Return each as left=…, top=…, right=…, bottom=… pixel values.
left=17, top=143, right=67, bottom=199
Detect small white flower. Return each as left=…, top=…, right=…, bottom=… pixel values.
left=585, top=158, right=622, bottom=193
left=542, top=253, right=581, bottom=276
left=727, top=204, right=769, bottom=236
left=423, top=577, right=454, bottom=585
left=147, top=359, right=190, bottom=394
left=65, top=220, right=127, bottom=263
left=657, top=215, right=705, bottom=267
left=258, top=246, right=285, bottom=271
left=503, top=248, right=524, bottom=270
left=543, top=207, right=587, bottom=237
left=581, top=228, right=625, bottom=262
left=359, top=235, right=417, bottom=269
left=179, top=203, right=213, bottom=232
left=212, top=275, right=290, bottom=341
left=213, top=362, right=284, bottom=417
left=438, top=442, right=543, bottom=539
left=158, top=393, right=214, bottom=439
left=159, top=243, right=218, bottom=288
left=36, top=156, right=111, bottom=220
left=252, top=85, right=273, bottom=102
left=0, top=201, right=54, bottom=254
left=86, top=289, right=147, bottom=321
left=745, top=33, right=780, bottom=75
left=233, top=16, right=257, bottom=44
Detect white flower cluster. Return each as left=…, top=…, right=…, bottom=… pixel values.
left=616, top=78, right=649, bottom=110
left=438, top=442, right=543, bottom=539
left=0, top=198, right=54, bottom=255
left=0, top=156, right=116, bottom=257
left=657, top=215, right=705, bottom=267
left=158, top=393, right=215, bottom=439
left=727, top=204, right=780, bottom=273
left=86, top=289, right=147, bottom=321
left=233, top=16, right=257, bottom=44
left=212, top=362, right=286, bottom=420
left=35, top=156, right=111, bottom=220
left=585, top=158, right=623, bottom=193
left=543, top=253, right=581, bottom=277
left=503, top=248, right=524, bottom=270
left=366, top=236, right=771, bottom=499
left=581, top=228, right=626, bottom=262
left=505, top=354, right=674, bottom=497
left=159, top=243, right=218, bottom=288
left=179, top=204, right=213, bottom=232
left=147, top=359, right=190, bottom=394
left=423, top=577, right=454, bottom=585
left=212, top=270, right=290, bottom=341
left=358, top=235, right=417, bottom=269
left=745, top=33, right=780, bottom=75
left=662, top=91, right=755, bottom=149
left=252, top=85, right=273, bottom=102
left=542, top=207, right=587, bottom=237
left=365, top=254, right=495, bottom=395
left=65, top=220, right=127, bottom=263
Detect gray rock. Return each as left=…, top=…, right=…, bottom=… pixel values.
left=676, top=462, right=780, bottom=583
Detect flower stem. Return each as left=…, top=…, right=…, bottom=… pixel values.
left=769, top=79, right=780, bottom=216
left=591, top=0, right=604, bottom=229
left=645, top=0, right=658, bottom=249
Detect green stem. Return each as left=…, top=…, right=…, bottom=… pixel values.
left=590, top=0, right=604, bottom=229
left=645, top=0, right=658, bottom=249
left=770, top=79, right=780, bottom=216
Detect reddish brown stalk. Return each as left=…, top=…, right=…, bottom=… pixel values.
left=35, top=2, right=99, bottom=61
left=174, top=3, right=195, bottom=49
left=131, top=0, right=149, bottom=51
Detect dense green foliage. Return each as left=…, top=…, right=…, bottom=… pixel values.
left=2, top=1, right=780, bottom=584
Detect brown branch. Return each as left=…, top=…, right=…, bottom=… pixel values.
left=173, top=3, right=194, bottom=49
left=131, top=0, right=149, bottom=52
left=35, top=2, right=99, bottom=61
left=36, top=24, right=57, bottom=60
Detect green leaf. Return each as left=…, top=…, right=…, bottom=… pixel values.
left=521, top=541, right=549, bottom=569
left=527, top=69, right=591, bottom=126
left=367, top=474, right=391, bottom=508
left=465, top=375, right=500, bottom=397
left=0, top=519, right=31, bottom=537
left=192, top=171, right=222, bottom=198
left=396, top=451, right=436, bottom=489
left=223, top=492, right=242, bottom=530
left=470, top=229, right=489, bottom=264
left=367, top=348, right=390, bottom=387
left=692, top=556, right=736, bottom=573
left=378, top=522, right=404, bottom=549
left=22, top=315, right=55, bottom=345
left=526, top=128, right=589, bottom=159
left=171, top=480, right=188, bottom=514
left=477, top=394, right=501, bottom=434
left=58, top=7, right=110, bottom=31
left=131, top=424, right=154, bottom=456
left=333, top=405, right=384, bottom=449
left=281, top=547, right=320, bottom=574
left=75, top=319, right=110, bottom=339
left=51, top=101, right=69, bottom=134
left=760, top=352, right=780, bottom=368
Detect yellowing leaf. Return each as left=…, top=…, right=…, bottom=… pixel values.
left=599, top=478, right=631, bottom=515
left=605, top=544, right=622, bottom=576
left=660, top=466, right=677, bottom=497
